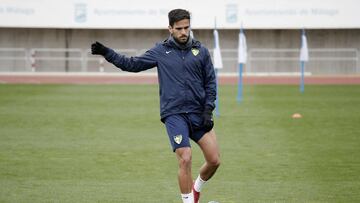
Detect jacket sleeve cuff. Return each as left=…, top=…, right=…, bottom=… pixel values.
left=204, top=104, right=215, bottom=112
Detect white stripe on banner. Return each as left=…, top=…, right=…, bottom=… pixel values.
left=238, top=30, right=247, bottom=64
left=300, top=33, right=309, bottom=62
left=213, top=29, right=223, bottom=69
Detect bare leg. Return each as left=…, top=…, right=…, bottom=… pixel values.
left=197, top=130, right=221, bottom=181
left=175, top=147, right=193, bottom=194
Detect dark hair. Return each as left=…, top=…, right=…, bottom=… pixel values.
left=168, top=9, right=190, bottom=27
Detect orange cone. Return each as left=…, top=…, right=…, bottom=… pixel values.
left=292, top=113, right=302, bottom=118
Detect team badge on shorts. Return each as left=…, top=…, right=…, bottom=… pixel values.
left=174, top=134, right=182, bottom=144
left=191, top=48, right=199, bottom=56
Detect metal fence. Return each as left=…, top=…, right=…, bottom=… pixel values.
left=248, top=48, right=359, bottom=75
left=0, top=48, right=29, bottom=72
left=0, top=47, right=359, bottom=75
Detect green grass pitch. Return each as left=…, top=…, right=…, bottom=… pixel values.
left=0, top=84, right=359, bottom=202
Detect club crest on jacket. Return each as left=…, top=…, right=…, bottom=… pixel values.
left=191, top=48, right=199, bottom=56
left=174, top=134, right=182, bottom=144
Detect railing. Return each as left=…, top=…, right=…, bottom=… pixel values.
left=248, top=48, right=359, bottom=75
left=29, top=48, right=83, bottom=72
left=0, top=48, right=29, bottom=72
left=0, top=47, right=359, bottom=75
left=84, top=49, right=138, bottom=72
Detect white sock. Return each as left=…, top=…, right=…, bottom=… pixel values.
left=194, top=175, right=207, bottom=192
left=181, top=192, right=194, bottom=203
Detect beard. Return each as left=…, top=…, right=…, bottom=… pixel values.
left=174, top=35, right=189, bottom=45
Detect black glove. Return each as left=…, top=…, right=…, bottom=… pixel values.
left=202, top=106, right=214, bottom=132
left=91, top=41, right=109, bottom=56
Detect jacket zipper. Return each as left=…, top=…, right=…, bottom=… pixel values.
left=181, top=50, right=188, bottom=113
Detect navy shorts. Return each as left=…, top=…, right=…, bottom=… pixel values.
left=164, top=113, right=207, bottom=152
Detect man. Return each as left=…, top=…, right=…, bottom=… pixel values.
left=91, top=9, right=220, bottom=203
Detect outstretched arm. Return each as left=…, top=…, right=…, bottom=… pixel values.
left=91, top=41, right=157, bottom=72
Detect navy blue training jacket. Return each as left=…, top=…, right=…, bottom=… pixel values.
left=104, top=38, right=216, bottom=120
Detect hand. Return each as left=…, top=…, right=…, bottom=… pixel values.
left=91, top=41, right=109, bottom=56
left=202, top=107, right=214, bottom=132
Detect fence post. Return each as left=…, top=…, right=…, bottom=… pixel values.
left=99, top=58, right=104, bottom=72
left=25, top=49, right=31, bottom=72
left=30, top=49, right=36, bottom=72
left=81, top=50, right=87, bottom=72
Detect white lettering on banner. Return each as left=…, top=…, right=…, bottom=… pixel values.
left=225, top=4, right=238, bottom=24
left=245, top=8, right=339, bottom=17
left=74, top=3, right=87, bottom=23
left=2, top=6, right=35, bottom=15
left=0, top=0, right=357, bottom=29
left=311, top=9, right=339, bottom=16
left=94, top=9, right=147, bottom=16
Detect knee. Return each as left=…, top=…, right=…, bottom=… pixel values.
left=179, top=154, right=192, bottom=169
left=208, top=155, right=221, bottom=168
left=177, top=149, right=192, bottom=168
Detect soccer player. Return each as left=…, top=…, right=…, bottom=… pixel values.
left=91, top=8, right=220, bottom=203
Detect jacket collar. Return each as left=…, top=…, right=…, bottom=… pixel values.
left=162, top=36, right=201, bottom=49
